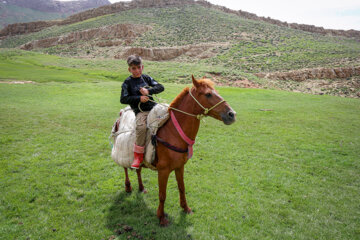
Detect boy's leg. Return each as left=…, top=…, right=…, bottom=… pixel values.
left=135, top=111, right=149, bottom=146
left=132, top=112, right=149, bottom=169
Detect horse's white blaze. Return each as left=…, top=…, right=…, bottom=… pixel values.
left=213, top=89, right=236, bottom=115
left=213, top=89, right=224, bottom=101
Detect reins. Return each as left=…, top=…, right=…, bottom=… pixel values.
left=139, top=87, right=226, bottom=120
left=137, top=86, right=227, bottom=159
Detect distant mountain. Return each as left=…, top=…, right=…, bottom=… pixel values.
left=6, top=0, right=111, bottom=13
left=0, top=0, right=110, bottom=27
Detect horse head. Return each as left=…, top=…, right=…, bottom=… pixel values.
left=191, top=75, right=236, bottom=125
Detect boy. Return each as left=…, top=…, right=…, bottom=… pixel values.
left=120, top=55, right=164, bottom=169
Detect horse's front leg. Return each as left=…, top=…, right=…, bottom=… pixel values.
left=136, top=167, right=147, bottom=193
left=175, top=166, right=192, bottom=214
left=157, top=169, right=171, bottom=226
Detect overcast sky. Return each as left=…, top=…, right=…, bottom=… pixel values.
left=61, top=0, right=360, bottom=30
left=202, top=0, right=360, bottom=30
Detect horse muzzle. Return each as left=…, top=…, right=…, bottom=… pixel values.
left=221, top=109, right=236, bottom=125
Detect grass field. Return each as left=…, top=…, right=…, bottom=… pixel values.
left=0, top=49, right=227, bottom=84
left=1, top=50, right=360, bottom=239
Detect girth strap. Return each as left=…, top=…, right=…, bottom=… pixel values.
left=153, top=135, right=188, bottom=154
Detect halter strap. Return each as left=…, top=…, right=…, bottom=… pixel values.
left=170, top=111, right=195, bottom=159
left=188, top=88, right=225, bottom=119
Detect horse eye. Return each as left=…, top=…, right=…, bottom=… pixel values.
left=205, top=93, right=212, bottom=98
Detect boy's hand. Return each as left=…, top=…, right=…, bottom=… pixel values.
left=140, top=88, right=149, bottom=96
left=140, top=96, right=149, bottom=103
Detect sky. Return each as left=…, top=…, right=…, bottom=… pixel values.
left=61, top=0, right=360, bottom=30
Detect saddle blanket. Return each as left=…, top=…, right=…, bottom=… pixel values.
left=110, top=104, right=169, bottom=170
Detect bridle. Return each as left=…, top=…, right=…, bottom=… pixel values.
left=170, top=87, right=226, bottom=120
left=140, top=87, right=227, bottom=120
left=157, top=87, right=227, bottom=159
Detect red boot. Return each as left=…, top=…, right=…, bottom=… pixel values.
left=131, top=144, right=145, bottom=169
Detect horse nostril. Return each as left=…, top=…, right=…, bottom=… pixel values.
left=228, top=111, right=234, bottom=118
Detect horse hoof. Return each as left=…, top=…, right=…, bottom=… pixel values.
left=184, top=207, right=193, bottom=215
left=159, top=217, right=169, bottom=227
left=139, top=188, right=148, bottom=194
left=125, top=186, right=132, bottom=193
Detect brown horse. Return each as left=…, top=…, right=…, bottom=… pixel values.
left=122, top=76, right=236, bottom=226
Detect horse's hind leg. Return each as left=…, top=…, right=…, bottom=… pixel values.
left=136, top=167, right=147, bottom=193
left=124, top=167, right=132, bottom=193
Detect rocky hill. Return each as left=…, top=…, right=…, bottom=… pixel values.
left=0, top=0, right=359, bottom=97
left=0, top=0, right=110, bottom=28
left=1, top=0, right=359, bottom=39
left=196, top=0, right=360, bottom=39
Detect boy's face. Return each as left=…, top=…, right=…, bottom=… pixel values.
left=128, top=64, right=144, bottom=78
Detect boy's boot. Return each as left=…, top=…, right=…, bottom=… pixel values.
left=131, top=144, right=145, bottom=169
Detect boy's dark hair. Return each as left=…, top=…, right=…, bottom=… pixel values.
left=127, top=55, right=142, bottom=66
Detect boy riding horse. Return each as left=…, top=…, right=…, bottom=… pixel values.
left=120, top=55, right=164, bottom=169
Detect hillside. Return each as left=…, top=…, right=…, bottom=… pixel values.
left=0, top=0, right=110, bottom=28
left=2, top=0, right=359, bottom=39
left=0, top=0, right=359, bottom=98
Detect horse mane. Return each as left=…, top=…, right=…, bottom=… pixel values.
left=169, top=78, right=215, bottom=109
left=197, top=78, right=215, bottom=89
left=170, top=87, right=189, bottom=109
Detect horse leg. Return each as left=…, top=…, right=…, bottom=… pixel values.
left=157, top=169, right=171, bottom=226
left=175, top=166, right=192, bottom=214
left=124, top=167, right=132, bottom=193
left=136, top=167, right=147, bottom=193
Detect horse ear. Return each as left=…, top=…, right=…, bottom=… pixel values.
left=192, top=75, right=200, bottom=88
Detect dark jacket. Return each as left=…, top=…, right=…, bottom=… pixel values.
left=120, top=74, right=164, bottom=115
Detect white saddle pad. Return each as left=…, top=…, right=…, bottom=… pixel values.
left=110, top=104, right=169, bottom=170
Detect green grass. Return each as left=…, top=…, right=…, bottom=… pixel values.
left=1, top=50, right=360, bottom=239
left=0, top=49, right=226, bottom=84
left=0, top=49, right=128, bottom=83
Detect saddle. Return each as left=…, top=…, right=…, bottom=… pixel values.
left=110, top=104, right=169, bottom=170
